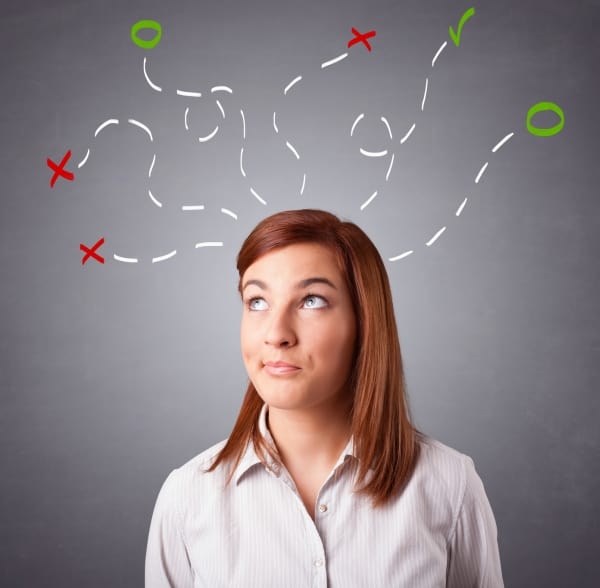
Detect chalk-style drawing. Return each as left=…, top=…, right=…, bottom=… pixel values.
left=449, top=8, right=475, bottom=47
left=526, top=101, right=565, bottom=136
left=130, top=19, right=162, bottom=50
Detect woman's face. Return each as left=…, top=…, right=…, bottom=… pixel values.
left=240, top=243, right=357, bottom=413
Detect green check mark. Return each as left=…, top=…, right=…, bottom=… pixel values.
left=449, top=7, right=475, bottom=47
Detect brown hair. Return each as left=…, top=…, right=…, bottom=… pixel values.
left=203, top=209, right=419, bottom=508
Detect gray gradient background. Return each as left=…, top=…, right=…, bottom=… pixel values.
left=1, top=0, right=599, bottom=586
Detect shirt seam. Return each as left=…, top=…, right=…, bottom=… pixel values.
left=446, top=455, right=469, bottom=547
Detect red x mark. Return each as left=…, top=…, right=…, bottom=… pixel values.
left=47, top=149, right=75, bottom=188
left=347, top=27, right=377, bottom=52
left=80, top=238, right=105, bottom=265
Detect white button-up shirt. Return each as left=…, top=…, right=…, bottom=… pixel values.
left=145, top=403, right=504, bottom=587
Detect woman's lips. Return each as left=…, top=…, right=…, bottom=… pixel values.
left=263, top=361, right=301, bottom=375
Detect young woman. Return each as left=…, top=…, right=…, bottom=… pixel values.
left=145, top=209, right=504, bottom=587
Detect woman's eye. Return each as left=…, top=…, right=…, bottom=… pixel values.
left=248, top=298, right=268, bottom=311
left=303, top=295, right=327, bottom=309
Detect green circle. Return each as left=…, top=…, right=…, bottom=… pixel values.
left=526, top=101, right=565, bottom=137
left=130, top=19, right=162, bottom=50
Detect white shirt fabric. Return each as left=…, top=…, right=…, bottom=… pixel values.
left=145, top=403, right=504, bottom=587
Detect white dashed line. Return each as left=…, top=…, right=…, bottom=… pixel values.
left=195, top=241, right=223, bottom=248
left=300, top=173, right=306, bottom=196
left=181, top=205, right=205, bottom=211
left=250, top=187, right=266, bottom=205
left=176, top=89, right=201, bottom=97
left=114, top=255, right=138, bottom=263
left=143, top=57, right=162, bottom=92
left=240, top=110, right=246, bottom=140
left=78, top=149, right=90, bottom=168
left=198, top=126, right=219, bottom=142
left=360, top=148, right=388, bottom=158
left=184, top=107, right=190, bottom=130
left=456, top=197, right=468, bottom=216
left=284, top=75, right=302, bottom=95
left=421, top=78, right=429, bottom=111
left=350, top=113, right=364, bottom=137
left=148, top=189, right=162, bottom=208
left=385, top=153, right=395, bottom=181
left=221, top=208, right=238, bottom=220
left=360, top=191, right=378, bottom=211
left=431, top=41, right=447, bottom=67
left=286, top=141, right=300, bottom=160
left=492, top=132, right=514, bottom=153
left=240, top=147, right=246, bottom=177
left=128, top=119, right=153, bottom=141
left=152, top=250, right=177, bottom=263
left=321, top=53, right=348, bottom=69
left=216, top=100, right=225, bottom=119
left=273, top=111, right=279, bottom=134
left=400, top=123, right=416, bottom=144
left=426, top=226, right=446, bottom=246
left=148, top=154, right=156, bottom=178
left=475, top=162, right=489, bottom=184
left=211, top=85, right=233, bottom=94
left=381, top=117, right=393, bottom=140
left=389, top=250, right=413, bottom=262
left=94, top=119, right=118, bottom=137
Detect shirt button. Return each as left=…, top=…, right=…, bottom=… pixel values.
left=314, top=559, right=324, bottom=567
left=318, top=504, right=328, bottom=513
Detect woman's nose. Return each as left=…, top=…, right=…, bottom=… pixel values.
left=264, top=309, right=297, bottom=347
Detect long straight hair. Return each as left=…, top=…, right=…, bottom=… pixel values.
left=204, top=209, right=419, bottom=508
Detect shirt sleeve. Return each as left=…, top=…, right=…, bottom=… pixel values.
left=446, top=456, right=504, bottom=588
left=145, top=469, right=195, bottom=588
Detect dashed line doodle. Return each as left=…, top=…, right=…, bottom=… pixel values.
left=49, top=10, right=564, bottom=267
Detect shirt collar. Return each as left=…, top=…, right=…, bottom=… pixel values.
left=233, top=403, right=356, bottom=485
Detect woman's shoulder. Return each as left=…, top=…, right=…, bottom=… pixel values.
left=155, top=438, right=230, bottom=504
left=411, top=434, right=479, bottom=500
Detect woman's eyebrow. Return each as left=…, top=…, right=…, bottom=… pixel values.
left=242, top=277, right=337, bottom=291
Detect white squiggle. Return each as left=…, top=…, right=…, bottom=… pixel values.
left=475, top=162, right=489, bottom=184
left=456, top=197, right=468, bottom=216
left=148, top=154, right=156, bottom=178
left=360, top=148, right=388, bottom=158
left=321, top=53, right=348, bottom=69
left=250, top=187, right=266, bottom=205
left=389, top=250, right=413, bottom=262
left=195, top=241, right=223, bottom=248
left=148, top=189, right=162, bottom=208
left=492, top=132, right=514, bottom=153
left=300, top=173, right=306, bottom=196
left=360, top=191, right=378, bottom=211
left=240, top=147, right=246, bottom=177
left=114, top=255, right=138, bottom=263
left=176, top=89, right=202, bottom=97
left=181, top=205, right=205, bottom=211
left=400, top=123, right=416, bottom=144
left=143, top=57, right=162, bottom=92
left=78, top=149, right=90, bottom=169
left=240, top=110, right=246, bottom=140
left=128, top=119, right=153, bottom=142
left=152, top=250, right=177, bottom=263
left=284, top=75, right=302, bottom=95
left=216, top=100, right=225, bottom=119
left=184, top=107, right=190, bottom=131
left=221, top=208, right=238, bottom=220
left=199, top=126, right=219, bottom=143
left=286, top=141, right=300, bottom=160
left=385, top=153, right=395, bottom=182
left=432, top=41, right=447, bottom=67
left=211, top=85, right=233, bottom=94
left=350, top=113, right=364, bottom=137
left=421, top=78, right=429, bottom=111
left=381, top=117, right=393, bottom=140
left=426, top=226, right=446, bottom=246
left=273, top=111, right=279, bottom=134
left=94, top=119, right=118, bottom=137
